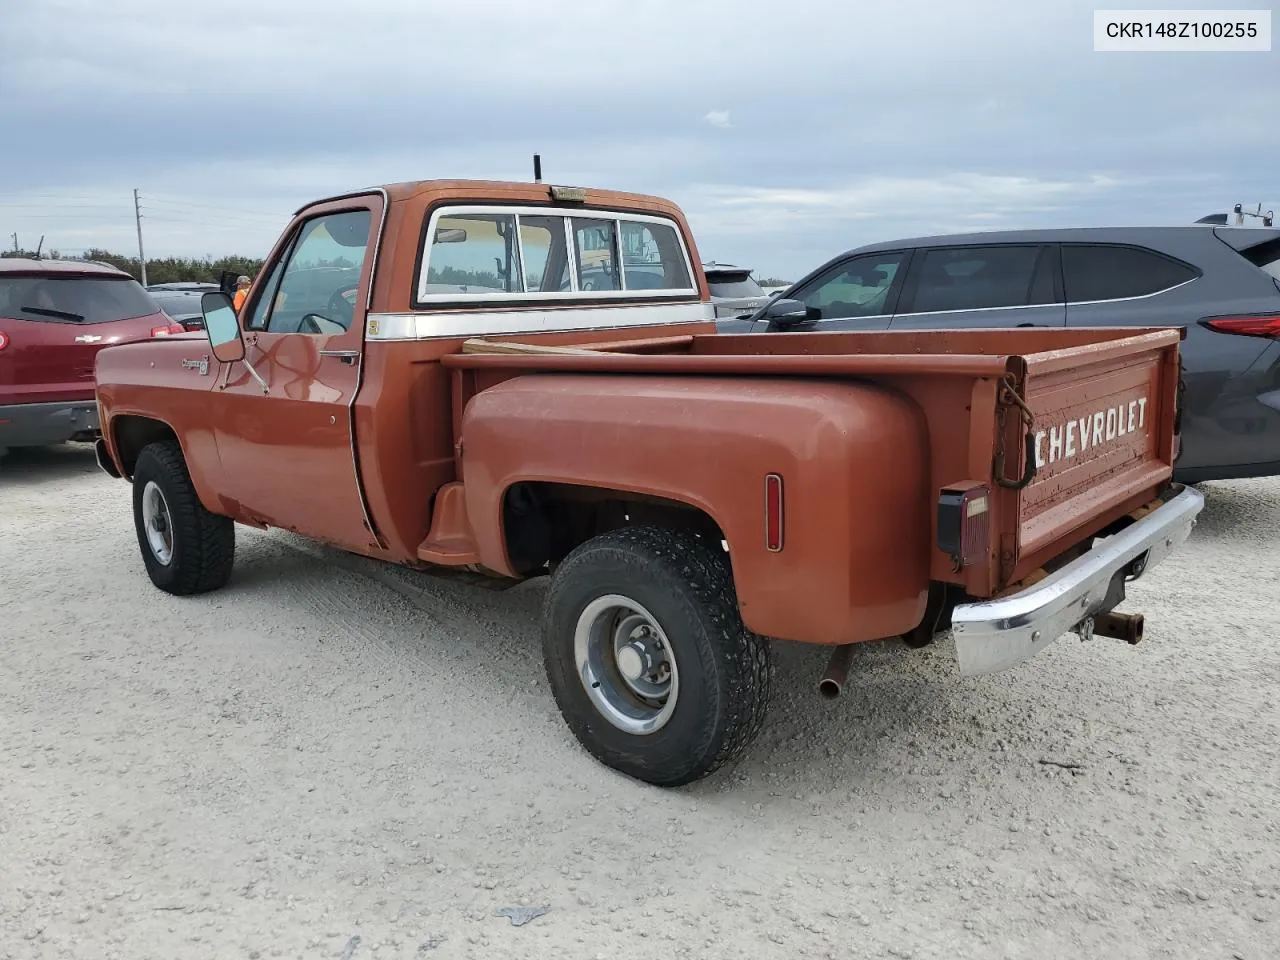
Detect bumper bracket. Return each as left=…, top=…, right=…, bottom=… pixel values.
left=951, top=485, right=1205, bottom=676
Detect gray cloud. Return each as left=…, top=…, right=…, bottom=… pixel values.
left=1, top=0, right=1275, bottom=277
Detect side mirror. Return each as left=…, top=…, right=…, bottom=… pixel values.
left=201, top=291, right=245, bottom=363
left=763, top=297, right=811, bottom=326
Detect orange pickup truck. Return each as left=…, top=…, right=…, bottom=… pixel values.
left=94, top=179, right=1204, bottom=786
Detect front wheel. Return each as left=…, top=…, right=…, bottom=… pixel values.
left=131, top=441, right=235, bottom=595
left=541, top=525, right=771, bottom=787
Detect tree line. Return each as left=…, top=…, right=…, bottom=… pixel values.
left=1, top=248, right=265, bottom=285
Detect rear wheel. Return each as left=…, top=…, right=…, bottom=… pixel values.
left=541, top=525, right=771, bottom=787
left=131, top=442, right=235, bottom=595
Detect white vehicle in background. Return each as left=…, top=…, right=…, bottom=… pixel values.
left=702, top=261, right=773, bottom=318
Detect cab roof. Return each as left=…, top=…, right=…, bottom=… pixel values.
left=297, top=179, right=686, bottom=218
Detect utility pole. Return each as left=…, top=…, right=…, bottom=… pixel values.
left=133, top=188, right=148, bottom=285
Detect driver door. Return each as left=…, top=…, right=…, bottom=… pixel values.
left=210, top=201, right=381, bottom=553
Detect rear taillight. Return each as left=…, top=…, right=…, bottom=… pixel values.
left=937, top=482, right=990, bottom=570
left=150, top=322, right=186, bottom=337
left=1202, top=315, right=1280, bottom=339
left=0, top=331, right=9, bottom=352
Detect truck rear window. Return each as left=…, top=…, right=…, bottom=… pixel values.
left=0, top=275, right=158, bottom=325
left=417, top=206, right=696, bottom=303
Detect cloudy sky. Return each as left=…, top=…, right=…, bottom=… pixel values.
left=0, top=0, right=1275, bottom=279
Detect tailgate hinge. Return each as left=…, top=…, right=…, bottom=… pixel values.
left=993, top=373, right=1038, bottom=491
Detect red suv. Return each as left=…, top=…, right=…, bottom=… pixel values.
left=0, top=258, right=185, bottom=459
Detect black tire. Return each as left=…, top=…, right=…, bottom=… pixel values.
left=541, top=525, right=771, bottom=787
left=902, top=583, right=950, bottom=648
left=131, top=441, right=235, bottom=595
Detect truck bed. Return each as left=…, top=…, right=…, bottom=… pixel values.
left=443, top=326, right=1183, bottom=598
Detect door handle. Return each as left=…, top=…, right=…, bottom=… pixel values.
left=318, top=350, right=359, bottom=364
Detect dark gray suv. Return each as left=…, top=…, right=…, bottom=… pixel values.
left=738, top=226, right=1280, bottom=483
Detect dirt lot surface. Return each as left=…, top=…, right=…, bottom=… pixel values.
left=2, top=444, right=1278, bottom=960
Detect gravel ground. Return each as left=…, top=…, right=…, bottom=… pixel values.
left=2, top=443, right=1278, bottom=960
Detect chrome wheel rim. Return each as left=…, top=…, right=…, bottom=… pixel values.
left=141, top=481, right=174, bottom=565
left=574, top=594, right=679, bottom=735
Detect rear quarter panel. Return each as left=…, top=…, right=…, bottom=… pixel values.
left=458, top=374, right=933, bottom=645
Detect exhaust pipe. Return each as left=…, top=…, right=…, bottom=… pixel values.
left=1093, top=611, right=1144, bottom=645
left=818, top=644, right=854, bottom=699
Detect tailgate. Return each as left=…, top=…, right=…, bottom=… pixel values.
left=1004, top=328, right=1182, bottom=581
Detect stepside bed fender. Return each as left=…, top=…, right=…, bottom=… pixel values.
left=457, top=373, right=934, bottom=645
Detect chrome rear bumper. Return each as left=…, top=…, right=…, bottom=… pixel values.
left=951, top=485, right=1205, bottom=676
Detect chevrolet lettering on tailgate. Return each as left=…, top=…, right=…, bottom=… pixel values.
left=1034, top=396, right=1149, bottom=468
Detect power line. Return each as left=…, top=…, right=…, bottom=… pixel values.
left=0, top=213, right=124, bottom=220
left=3, top=189, right=280, bottom=261
left=140, top=215, right=283, bottom=229
left=0, top=203, right=132, bottom=211
left=140, top=205, right=284, bottom=222
left=0, top=194, right=289, bottom=224
left=0, top=193, right=118, bottom=202
left=1, top=211, right=278, bottom=227
left=143, top=196, right=290, bottom=221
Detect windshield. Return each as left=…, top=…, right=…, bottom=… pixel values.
left=0, top=275, right=158, bottom=325
left=707, top=274, right=765, bottom=298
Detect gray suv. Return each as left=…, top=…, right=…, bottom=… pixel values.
left=739, top=226, right=1280, bottom=483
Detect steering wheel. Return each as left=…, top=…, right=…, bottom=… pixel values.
left=314, top=286, right=357, bottom=329
left=300, top=313, right=347, bottom=335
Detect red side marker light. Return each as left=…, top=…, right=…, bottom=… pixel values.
left=764, top=473, right=784, bottom=552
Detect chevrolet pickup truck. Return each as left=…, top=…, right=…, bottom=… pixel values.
left=93, top=179, right=1205, bottom=786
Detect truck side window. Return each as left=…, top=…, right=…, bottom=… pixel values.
left=795, top=253, right=904, bottom=320
left=573, top=219, right=620, bottom=292
left=425, top=215, right=523, bottom=295
left=246, top=255, right=286, bottom=331
left=264, top=210, right=372, bottom=335
left=620, top=221, right=692, bottom=290
left=519, top=216, right=572, bottom=293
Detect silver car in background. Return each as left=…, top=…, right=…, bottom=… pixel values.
left=702, top=261, right=773, bottom=319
